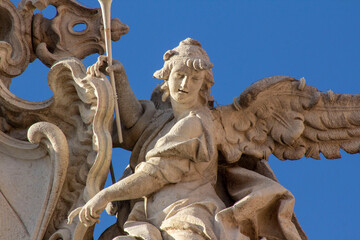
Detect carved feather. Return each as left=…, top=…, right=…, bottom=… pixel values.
left=216, top=75, right=360, bottom=162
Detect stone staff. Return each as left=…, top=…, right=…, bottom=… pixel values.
left=67, top=1, right=121, bottom=224
left=99, top=0, right=123, bottom=145
left=99, top=0, right=122, bottom=185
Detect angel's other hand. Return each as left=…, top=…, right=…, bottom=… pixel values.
left=78, top=194, right=108, bottom=227
left=87, top=55, right=107, bottom=77
left=106, top=62, right=123, bottom=74
left=86, top=56, right=123, bottom=77
left=105, top=201, right=118, bottom=215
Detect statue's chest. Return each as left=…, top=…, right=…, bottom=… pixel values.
left=145, top=118, right=176, bottom=154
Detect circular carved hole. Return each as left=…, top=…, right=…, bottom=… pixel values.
left=72, top=23, right=87, bottom=33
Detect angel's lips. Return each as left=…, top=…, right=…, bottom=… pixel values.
left=178, top=89, right=188, bottom=94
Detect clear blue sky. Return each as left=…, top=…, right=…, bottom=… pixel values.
left=10, top=1, right=360, bottom=239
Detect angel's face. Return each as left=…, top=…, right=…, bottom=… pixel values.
left=168, top=63, right=205, bottom=107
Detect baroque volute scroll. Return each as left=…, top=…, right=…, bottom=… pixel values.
left=0, top=122, right=68, bottom=240
left=0, top=0, right=128, bottom=87
left=0, top=0, right=30, bottom=81
left=0, top=0, right=126, bottom=238
left=0, top=56, right=115, bottom=239
left=46, top=58, right=115, bottom=240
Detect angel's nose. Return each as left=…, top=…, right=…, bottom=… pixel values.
left=180, top=76, right=189, bottom=90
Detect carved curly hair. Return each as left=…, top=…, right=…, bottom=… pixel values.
left=153, top=38, right=214, bottom=106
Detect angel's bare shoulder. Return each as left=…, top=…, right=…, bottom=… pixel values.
left=170, top=112, right=204, bottom=139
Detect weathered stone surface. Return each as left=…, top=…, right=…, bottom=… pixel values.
left=1, top=1, right=359, bottom=240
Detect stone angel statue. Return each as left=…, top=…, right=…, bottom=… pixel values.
left=70, top=38, right=360, bottom=240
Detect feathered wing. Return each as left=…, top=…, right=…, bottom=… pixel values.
left=215, top=75, right=360, bottom=163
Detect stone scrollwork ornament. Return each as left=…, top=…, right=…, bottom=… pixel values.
left=0, top=0, right=128, bottom=87
left=0, top=56, right=116, bottom=239
left=0, top=0, right=125, bottom=239
left=0, top=122, right=68, bottom=240
left=31, top=0, right=128, bottom=68
left=0, top=0, right=31, bottom=82
left=0, top=1, right=126, bottom=237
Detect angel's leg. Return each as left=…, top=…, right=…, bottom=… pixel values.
left=123, top=201, right=163, bottom=240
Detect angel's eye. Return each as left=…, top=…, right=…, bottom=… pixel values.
left=175, top=73, right=184, bottom=79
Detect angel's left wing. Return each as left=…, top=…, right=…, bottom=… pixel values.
left=214, top=75, right=360, bottom=163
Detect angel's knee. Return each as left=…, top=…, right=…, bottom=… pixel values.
left=162, top=229, right=207, bottom=240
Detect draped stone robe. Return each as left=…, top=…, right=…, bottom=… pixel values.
left=115, top=100, right=307, bottom=240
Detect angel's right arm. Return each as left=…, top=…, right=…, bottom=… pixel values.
left=112, top=60, right=143, bottom=129
left=88, top=56, right=143, bottom=130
